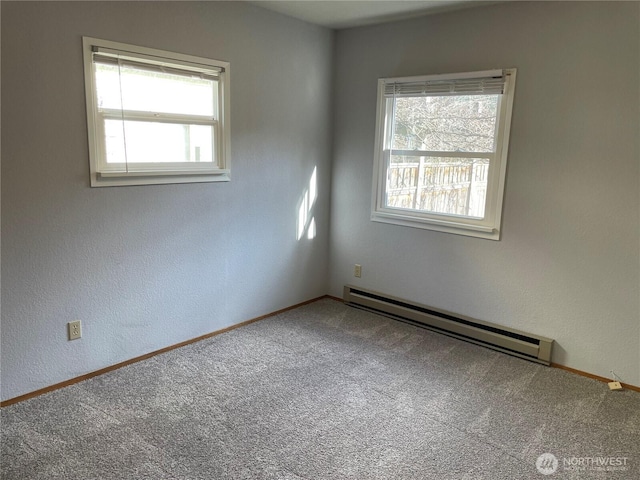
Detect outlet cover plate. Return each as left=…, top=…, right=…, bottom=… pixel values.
left=68, top=320, right=82, bottom=340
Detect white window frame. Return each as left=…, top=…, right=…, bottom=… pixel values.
left=371, top=69, right=516, bottom=240
left=82, top=37, right=231, bottom=187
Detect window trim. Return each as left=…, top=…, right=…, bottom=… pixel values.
left=82, top=37, right=231, bottom=187
left=371, top=69, right=516, bottom=240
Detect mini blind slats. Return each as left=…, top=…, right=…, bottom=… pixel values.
left=92, top=49, right=222, bottom=79
left=384, top=74, right=506, bottom=97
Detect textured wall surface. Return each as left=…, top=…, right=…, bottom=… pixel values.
left=1, top=1, right=333, bottom=401
left=2, top=1, right=639, bottom=402
left=329, top=2, right=640, bottom=385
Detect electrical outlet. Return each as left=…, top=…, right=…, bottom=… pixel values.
left=68, top=320, right=82, bottom=341
left=354, top=264, right=362, bottom=278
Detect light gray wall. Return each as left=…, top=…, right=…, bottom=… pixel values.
left=2, top=1, right=639, bottom=402
left=329, top=1, right=640, bottom=385
left=1, top=1, right=333, bottom=401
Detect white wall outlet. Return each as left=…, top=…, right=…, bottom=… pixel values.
left=68, top=320, right=82, bottom=341
left=354, top=264, right=362, bottom=278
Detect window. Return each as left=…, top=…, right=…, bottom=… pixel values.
left=371, top=69, right=516, bottom=240
left=82, top=37, right=230, bottom=187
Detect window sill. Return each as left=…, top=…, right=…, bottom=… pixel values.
left=91, top=170, right=230, bottom=187
left=371, top=210, right=500, bottom=240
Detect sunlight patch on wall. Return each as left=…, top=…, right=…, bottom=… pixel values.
left=297, top=166, right=317, bottom=240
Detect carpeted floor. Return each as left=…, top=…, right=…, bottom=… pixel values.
left=2, top=298, right=639, bottom=479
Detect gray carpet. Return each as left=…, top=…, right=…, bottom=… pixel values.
left=2, top=298, right=639, bottom=479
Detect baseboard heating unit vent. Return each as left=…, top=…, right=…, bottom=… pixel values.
left=344, top=285, right=553, bottom=365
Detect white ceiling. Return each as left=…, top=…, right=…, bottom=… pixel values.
left=251, top=1, right=497, bottom=29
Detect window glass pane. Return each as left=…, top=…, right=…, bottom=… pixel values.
left=104, top=120, right=213, bottom=164
left=385, top=155, right=489, bottom=218
left=391, top=95, right=499, bottom=152
left=95, top=63, right=215, bottom=117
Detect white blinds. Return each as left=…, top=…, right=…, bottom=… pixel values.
left=384, top=71, right=506, bottom=97
left=92, top=47, right=223, bottom=79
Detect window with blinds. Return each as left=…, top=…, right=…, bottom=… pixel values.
left=371, top=69, right=517, bottom=240
left=82, top=37, right=230, bottom=187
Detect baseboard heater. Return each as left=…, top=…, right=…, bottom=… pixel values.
left=343, top=285, right=553, bottom=365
